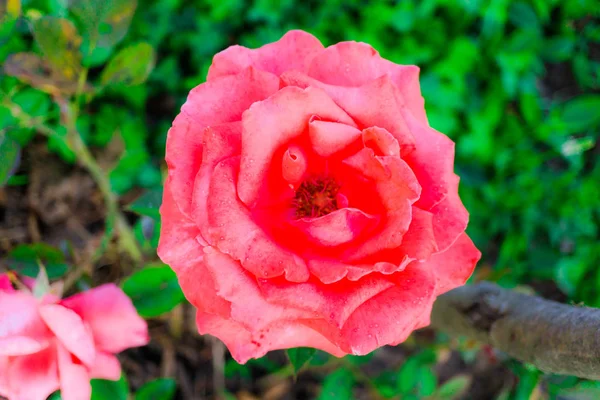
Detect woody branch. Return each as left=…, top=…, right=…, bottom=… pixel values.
left=430, top=282, right=600, bottom=380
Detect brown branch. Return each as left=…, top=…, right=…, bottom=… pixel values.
left=430, top=282, right=600, bottom=380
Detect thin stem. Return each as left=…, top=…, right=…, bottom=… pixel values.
left=3, top=96, right=141, bottom=262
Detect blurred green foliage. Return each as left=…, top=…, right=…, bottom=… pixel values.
left=1, top=0, right=599, bottom=398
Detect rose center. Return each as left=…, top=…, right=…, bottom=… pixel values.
left=293, top=177, right=340, bottom=218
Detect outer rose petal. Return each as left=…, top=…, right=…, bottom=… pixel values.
left=307, top=41, right=427, bottom=123
left=340, top=264, right=436, bottom=355
left=0, top=291, right=50, bottom=340
left=166, top=67, right=279, bottom=217
left=202, top=245, right=313, bottom=330
left=61, top=284, right=149, bottom=354
left=238, top=86, right=355, bottom=208
left=402, top=109, right=456, bottom=210
left=6, top=345, right=59, bottom=400
left=190, top=122, right=242, bottom=240
left=39, top=304, right=96, bottom=367
left=57, top=342, right=91, bottom=400
left=430, top=174, right=469, bottom=252
left=208, top=30, right=324, bottom=80
left=159, top=182, right=231, bottom=316
left=422, top=233, right=481, bottom=295
left=0, top=336, right=49, bottom=356
left=195, top=311, right=344, bottom=364
left=90, top=352, right=121, bottom=381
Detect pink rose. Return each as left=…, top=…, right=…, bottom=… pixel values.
left=158, top=30, right=481, bottom=363
left=0, top=274, right=149, bottom=400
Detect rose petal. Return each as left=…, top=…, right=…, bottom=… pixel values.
left=281, top=72, right=417, bottom=157
left=402, top=109, right=456, bottom=210
left=202, top=246, right=314, bottom=332
left=430, top=174, right=469, bottom=252
left=258, top=272, right=395, bottom=329
left=421, top=232, right=481, bottom=295
left=308, top=120, right=362, bottom=157
left=190, top=122, right=242, bottom=239
left=208, top=30, right=324, bottom=80
left=342, top=148, right=421, bottom=260
left=362, top=126, right=400, bottom=156
left=0, top=336, right=49, bottom=356
left=90, top=352, right=121, bottom=381
left=399, top=206, right=439, bottom=261
left=207, top=157, right=310, bottom=282
left=61, top=284, right=149, bottom=354
left=0, top=357, right=9, bottom=398
left=159, top=182, right=231, bottom=316
left=238, top=86, right=355, bottom=208
left=166, top=67, right=279, bottom=216
left=340, top=263, right=436, bottom=355
left=39, top=304, right=96, bottom=367
left=307, top=41, right=427, bottom=123
left=291, top=208, right=379, bottom=247
left=0, top=291, right=50, bottom=340
left=195, top=311, right=344, bottom=364
left=0, top=275, right=13, bottom=292
left=281, top=144, right=308, bottom=184
left=6, top=345, right=59, bottom=400
left=57, top=342, right=91, bottom=400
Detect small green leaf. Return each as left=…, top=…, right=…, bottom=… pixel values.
left=398, top=358, right=420, bottom=394
left=561, top=95, right=600, bottom=134
left=135, top=378, right=176, bottom=400
left=91, top=376, right=129, bottom=400
left=122, top=263, right=185, bottom=318
left=101, top=42, right=156, bottom=86
left=436, top=375, right=471, bottom=399
left=0, top=132, right=21, bottom=186
left=317, top=369, right=354, bottom=400
left=6, top=243, right=69, bottom=279
left=286, top=348, right=317, bottom=375
left=127, top=188, right=163, bottom=220
left=31, top=16, right=82, bottom=79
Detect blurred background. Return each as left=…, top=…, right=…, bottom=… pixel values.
left=1, top=0, right=599, bottom=399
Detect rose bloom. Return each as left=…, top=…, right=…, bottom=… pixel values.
left=158, top=30, right=481, bottom=363
left=0, top=274, right=148, bottom=400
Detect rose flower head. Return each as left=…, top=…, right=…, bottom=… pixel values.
left=0, top=273, right=149, bottom=400
left=158, top=30, right=481, bottom=363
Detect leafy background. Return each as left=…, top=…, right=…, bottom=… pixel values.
left=0, top=0, right=599, bottom=399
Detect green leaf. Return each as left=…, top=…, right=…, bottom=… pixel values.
left=31, top=16, right=82, bottom=79
left=436, top=375, right=471, bottom=399
left=91, top=376, right=129, bottom=400
left=3, top=52, right=80, bottom=94
left=0, top=132, right=21, bottom=186
left=286, top=348, right=317, bottom=375
left=69, top=0, right=138, bottom=50
left=6, top=243, right=69, bottom=279
left=127, top=188, right=163, bottom=220
left=560, top=95, right=600, bottom=133
left=398, top=358, right=420, bottom=394
left=122, top=263, right=185, bottom=318
left=542, top=36, right=575, bottom=62
left=135, top=378, right=176, bottom=400
left=101, top=42, right=155, bottom=86
left=317, top=369, right=354, bottom=400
